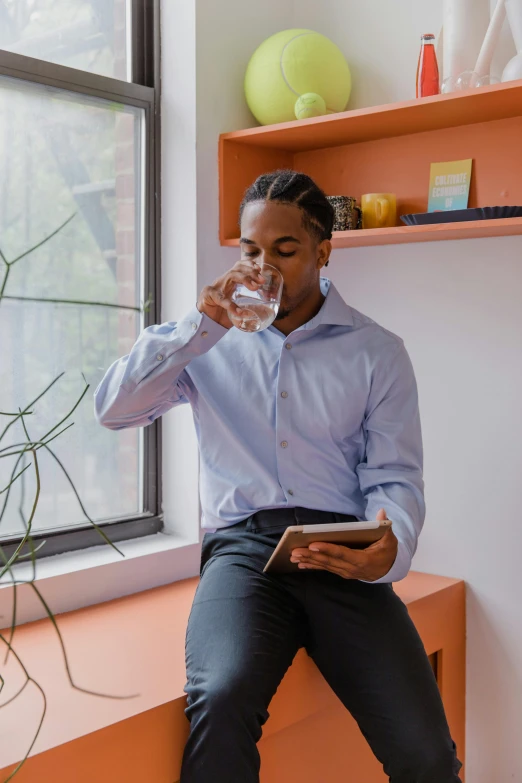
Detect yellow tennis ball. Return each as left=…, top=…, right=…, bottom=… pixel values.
left=245, top=29, right=351, bottom=126
left=294, top=92, right=327, bottom=120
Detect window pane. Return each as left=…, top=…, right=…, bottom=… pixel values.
left=0, top=76, right=145, bottom=539
left=0, top=0, right=130, bottom=81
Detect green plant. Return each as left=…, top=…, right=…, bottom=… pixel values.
left=0, top=216, right=151, bottom=781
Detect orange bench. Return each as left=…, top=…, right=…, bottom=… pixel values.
left=0, top=571, right=465, bottom=783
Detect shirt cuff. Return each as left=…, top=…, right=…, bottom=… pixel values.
left=358, top=539, right=412, bottom=584
left=188, top=304, right=229, bottom=344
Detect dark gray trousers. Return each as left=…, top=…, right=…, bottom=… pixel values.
left=180, top=507, right=463, bottom=782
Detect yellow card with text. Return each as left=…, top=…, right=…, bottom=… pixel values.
left=428, top=159, right=473, bottom=212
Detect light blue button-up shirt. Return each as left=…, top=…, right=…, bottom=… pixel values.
left=94, top=277, right=425, bottom=583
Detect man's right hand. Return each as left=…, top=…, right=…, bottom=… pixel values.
left=196, top=260, right=266, bottom=329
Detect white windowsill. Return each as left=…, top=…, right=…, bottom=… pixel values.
left=0, top=531, right=202, bottom=627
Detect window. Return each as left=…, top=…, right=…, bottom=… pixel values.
left=0, top=0, right=161, bottom=560
left=0, top=0, right=132, bottom=80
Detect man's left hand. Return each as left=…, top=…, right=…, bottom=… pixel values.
left=290, top=508, right=398, bottom=582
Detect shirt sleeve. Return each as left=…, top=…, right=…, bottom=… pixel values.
left=93, top=305, right=228, bottom=430
left=356, top=340, right=426, bottom=584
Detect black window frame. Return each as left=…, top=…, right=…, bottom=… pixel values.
left=0, top=0, right=163, bottom=561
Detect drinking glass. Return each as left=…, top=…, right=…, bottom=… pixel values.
left=229, top=263, right=283, bottom=333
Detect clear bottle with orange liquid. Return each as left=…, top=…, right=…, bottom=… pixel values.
left=416, top=33, right=440, bottom=98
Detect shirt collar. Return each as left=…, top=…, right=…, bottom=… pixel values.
left=301, top=277, right=354, bottom=330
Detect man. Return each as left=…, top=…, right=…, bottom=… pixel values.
left=95, top=170, right=463, bottom=782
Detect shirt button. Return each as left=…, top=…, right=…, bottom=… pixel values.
left=285, top=343, right=292, bottom=350
left=281, top=441, right=288, bottom=448
left=191, top=322, right=197, bottom=330
left=281, top=391, right=288, bottom=398
left=288, top=489, right=294, bottom=496
left=201, top=331, right=208, bottom=338
left=156, top=354, right=164, bottom=361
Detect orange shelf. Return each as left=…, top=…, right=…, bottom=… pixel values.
left=221, top=79, right=522, bottom=150
left=219, top=80, right=522, bottom=248
left=221, top=217, right=522, bottom=249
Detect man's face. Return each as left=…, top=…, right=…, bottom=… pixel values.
left=239, top=201, right=330, bottom=321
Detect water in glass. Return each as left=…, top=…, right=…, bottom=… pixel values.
left=229, top=298, right=279, bottom=332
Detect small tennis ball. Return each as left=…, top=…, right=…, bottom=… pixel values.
left=294, top=92, right=327, bottom=120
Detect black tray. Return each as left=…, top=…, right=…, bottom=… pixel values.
left=401, top=206, right=522, bottom=226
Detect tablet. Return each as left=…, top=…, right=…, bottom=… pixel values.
left=263, top=519, right=392, bottom=574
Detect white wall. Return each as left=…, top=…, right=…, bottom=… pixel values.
left=162, top=1, right=522, bottom=779
left=195, top=0, right=295, bottom=285
left=161, top=0, right=200, bottom=548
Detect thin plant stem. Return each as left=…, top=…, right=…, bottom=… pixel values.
left=0, top=422, right=76, bottom=458
left=0, top=543, right=39, bottom=601
left=8, top=212, right=76, bottom=266
left=31, top=372, right=89, bottom=446
left=0, top=263, right=10, bottom=299
left=17, top=540, right=46, bottom=559
left=28, top=581, right=140, bottom=700
left=0, top=373, right=85, bottom=459
left=0, top=463, right=31, bottom=494
left=0, top=384, right=80, bottom=529
left=0, top=678, right=29, bottom=709
left=3, top=566, right=18, bottom=665
left=2, top=452, right=31, bottom=663
left=0, top=372, right=64, bottom=444
left=2, top=295, right=142, bottom=312
left=0, top=449, right=40, bottom=578
left=0, top=452, right=26, bottom=525
left=0, top=633, right=47, bottom=783
left=40, top=444, right=124, bottom=556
